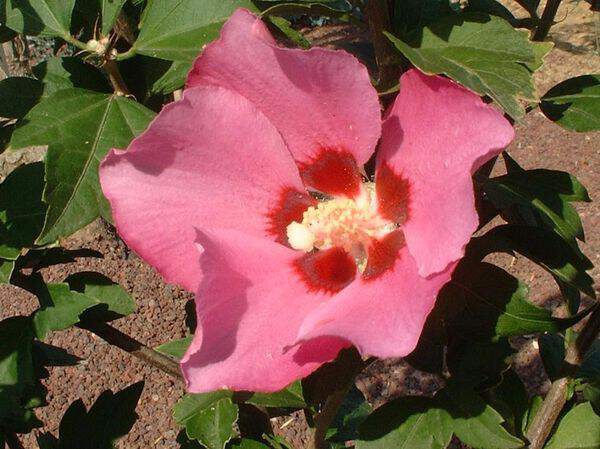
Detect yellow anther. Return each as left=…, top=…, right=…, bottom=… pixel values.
left=286, top=184, right=397, bottom=261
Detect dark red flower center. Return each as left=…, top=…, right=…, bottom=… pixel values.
left=268, top=149, right=411, bottom=293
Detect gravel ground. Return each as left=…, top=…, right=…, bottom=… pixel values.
left=1, top=1, right=598, bottom=448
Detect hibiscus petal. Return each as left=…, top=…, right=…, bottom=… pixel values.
left=298, top=247, right=454, bottom=358
left=378, top=70, right=514, bottom=277
left=187, top=8, right=381, bottom=195
left=100, top=86, right=306, bottom=292
left=181, top=229, right=349, bottom=393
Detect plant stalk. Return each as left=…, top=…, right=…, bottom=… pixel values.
left=525, top=305, right=600, bottom=449
left=78, top=320, right=184, bottom=381
left=365, top=0, right=398, bottom=89
left=533, top=0, right=562, bottom=41
left=103, top=59, right=131, bottom=96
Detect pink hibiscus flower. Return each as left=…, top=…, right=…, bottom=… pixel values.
left=99, top=9, right=514, bottom=393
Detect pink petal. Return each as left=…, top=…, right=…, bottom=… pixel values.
left=298, top=247, right=455, bottom=358
left=378, top=70, right=514, bottom=277
left=181, top=229, right=349, bottom=393
left=100, top=86, right=305, bottom=292
left=187, top=9, right=381, bottom=175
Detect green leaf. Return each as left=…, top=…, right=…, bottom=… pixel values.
left=438, top=261, right=557, bottom=340
left=261, top=2, right=352, bottom=23
left=246, top=381, right=306, bottom=408
left=267, top=16, right=311, bottom=49
left=392, top=0, right=516, bottom=32
left=4, top=0, right=76, bottom=37
left=440, top=387, right=523, bottom=449
left=32, top=57, right=112, bottom=96
left=131, top=0, right=258, bottom=61
left=229, top=439, right=270, bottom=449
left=545, top=402, right=600, bottom=449
left=521, top=395, right=542, bottom=435
left=261, top=434, right=294, bottom=449
left=33, top=273, right=135, bottom=339
left=0, top=162, right=46, bottom=260
left=487, top=370, right=529, bottom=436
left=540, top=74, right=600, bottom=132
left=10, top=88, right=156, bottom=245
left=485, top=169, right=590, bottom=245
left=49, top=381, right=144, bottom=448
left=174, top=392, right=239, bottom=449
left=0, top=316, right=43, bottom=432
left=66, top=271, right=136, bottom=320
left=583, top=383, right=600, bottom=411
left=357, top=395, right=453, bottom=449
left=100, top=0, right=127, bottom=34
left=447, top=340, right=514, bottom=389
left=327, top=386, right=372, bottom=443
left=155, top=336, right=193, bottom=360
left=474, top=225, right=595, bottom=297
left=0, top=77, right=44, bottom=119
left=0, top=258, right=15, bottom=284
left=386, top=13, right=551, bottom=119
left=150, top=60, right=192, bottom=95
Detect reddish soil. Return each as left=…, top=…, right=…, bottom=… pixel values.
left=1, top=1, right=598, bottom=448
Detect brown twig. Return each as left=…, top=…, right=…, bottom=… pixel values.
left=365, top=0, right=399, bottom=90
left=533, top=0, right=562, bottom=41
left=525, top=305, right=600, bottom=449
left=11, top=272, right=183, bottom=382
left=78, top=320, right=184, bottom=381
left=103, top=59, right=131, bottom=96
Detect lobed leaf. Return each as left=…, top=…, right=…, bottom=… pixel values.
left=32, top=57, right=112, bottom=96
left=3, top=0, right=76, bottom=37
left=33, top=273, right=135, bottom=339
left=10, top=88, right=155, bottom=245
left=174, top=392, right=239, bottom=449
left=155, top=336, right=193, bottom=360
left=540, top=74, right=600, bottom=132
left=131, top=0, right=258, bottom=61
left=0, top=258, right=15, bottom=284
left=485, top=168, right=590, bottom=246
left=246, top=381, right=306, bottom=409
left=544, top=402, right=600, bottom=449
left=0, top=316, right=43, bottom=433
left=358, top=386, right=522, bottom=449
left=473, top=225, right=595, bottom=297
left=0, top=77, right=44, bottom=119
left=386, top=13, right=551, bottom=119
left=0, top=162, right=46, bottom=260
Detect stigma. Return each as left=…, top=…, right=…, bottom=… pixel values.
left=286, top=184, right=397, bottom=264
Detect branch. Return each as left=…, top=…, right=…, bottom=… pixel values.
left=525, top=304, right=600, bottom=449
left=365, top=0, right=399, bottom=90
left=103, top=59, right=131, bottom=96
left=11, top=272, right=183, bottom=382
left=533, top=0, right=562, bottom=41
left=79, top=320, right=184, bottom=381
